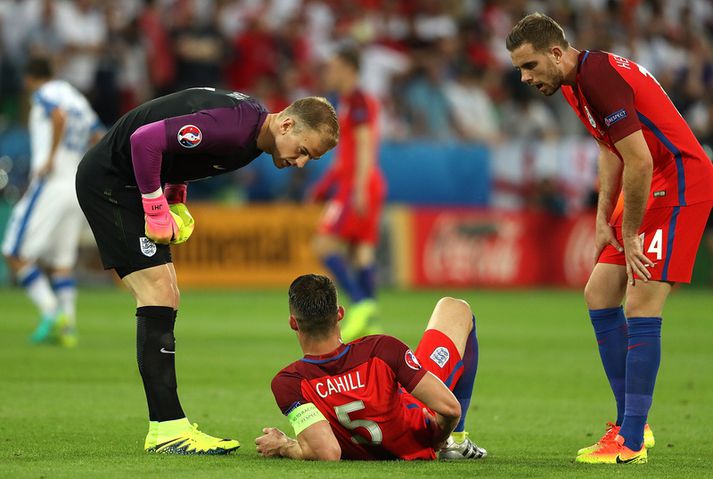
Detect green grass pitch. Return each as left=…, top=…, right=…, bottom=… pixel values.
left=1, top=286, right=712, bottom=478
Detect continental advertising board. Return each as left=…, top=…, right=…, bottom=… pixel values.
left=171, top=204, right=324, bottom=287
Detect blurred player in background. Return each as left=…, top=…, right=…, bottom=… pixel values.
left=311, top=47, right=386, bottom=341
left=508, top=13, right=713, bottom=465
left=2, top=57, right=102, bottom=347
left=76, top=88, right=338, bottom=455
left=257, top=274, right=485, bottom=461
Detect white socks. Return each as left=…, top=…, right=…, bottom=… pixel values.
left=18, top=265, right=58, bottom=318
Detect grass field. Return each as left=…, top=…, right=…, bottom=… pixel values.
left=1, top=286, right=712, bottom=478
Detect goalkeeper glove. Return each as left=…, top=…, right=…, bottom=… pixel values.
left=164, top=183, right=187, bottom=204
left=169, top=203, right=194, bottom=244
left=163, top=183, right=194, bottom=244
left=142, top=195, right=183, bottom=244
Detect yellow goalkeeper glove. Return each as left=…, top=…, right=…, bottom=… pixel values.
left=169, top=203, right=195, bottom=244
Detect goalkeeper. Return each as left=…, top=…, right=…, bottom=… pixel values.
left=76, top=88, right=338, bottom=455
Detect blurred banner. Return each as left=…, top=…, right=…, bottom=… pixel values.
left=172, top=203, right=324, bottom=287
left=238, top=141, right=491, bottom=206
left=391, top=208, right=597, bottom=288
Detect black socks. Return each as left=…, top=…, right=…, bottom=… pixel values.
left=136, top=306, right=185, bottom=422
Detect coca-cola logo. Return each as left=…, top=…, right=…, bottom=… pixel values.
left=423, top=213, right=522, bottom=284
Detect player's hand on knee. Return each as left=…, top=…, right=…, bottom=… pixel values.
left=623, top=235, right=653, bottom=285
left=594, top=221, right=623, bottom=262
left=169, top=203, right=194, bottom=244
left=142, top=195, right=183, bottom=244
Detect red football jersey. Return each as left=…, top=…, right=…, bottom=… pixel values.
left=332, top=89, right=384, bottom=192
left=561, top=50, right=713, bottom=212
left=271, top=335, right=436, bottom=460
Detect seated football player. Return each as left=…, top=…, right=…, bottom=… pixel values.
left=256, top=274, right=486, bottom=460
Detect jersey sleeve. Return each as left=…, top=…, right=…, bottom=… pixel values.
left=373, top=336, right=427, bottom=392
left=162, top=105, right=259, bottom=155
left=129, top=104, right=263, bottom=193
left=579, top=56, right=641, bottom=143
left=271, top=370, right=308, bottom=416
left=271, top=370, right=328, bottom=435
left=33, top=85, right=62, bottom=116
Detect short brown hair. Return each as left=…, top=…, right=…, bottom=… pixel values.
left=282, top=97, right=339, bottom=150
left=506, top=12, right=569, bottom=53
left=288, top=274, right=339, bottom=337
left=335, top=46, right=361, bottom=72
left=25, top=57, right=53, bottom=79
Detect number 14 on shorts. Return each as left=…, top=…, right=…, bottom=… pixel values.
left=639, top=229, right=663, bottom=260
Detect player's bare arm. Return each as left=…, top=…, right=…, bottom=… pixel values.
left=614, top=130, right=654, bottom=285
left=410, top=371, right=462, bottom=449
left=353, top=124, right=374, bottom=215
left=594, top=142, right=624, bottom=261
left=37, top=107, right=67, bottom=178
left=256, top=413, right=341, bottom=460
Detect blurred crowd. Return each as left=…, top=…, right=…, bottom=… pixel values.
left=1, top=0, right=712, bottom=147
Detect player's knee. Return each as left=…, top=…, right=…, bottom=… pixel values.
left=583, top=279, right=601, bottom=309
left=437, top=296, right=471, bottom=313
left=137, top=275, right=178, bottom=308
left=436, top=297, right=473, bottom=327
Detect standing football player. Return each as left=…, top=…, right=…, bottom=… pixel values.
left=311, top=47, right=386, bottom=341
left=257, top=274, right=486, bottom=460
left=3, top=57, right=103, bottom=347
left=507, top=13, right=713, bottom=464
left=76, top=88, right=339, bottom=455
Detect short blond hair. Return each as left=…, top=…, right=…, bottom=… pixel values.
left=506, top=12, right=569, bottom=53
left=282, top=97, right=339, bottom=150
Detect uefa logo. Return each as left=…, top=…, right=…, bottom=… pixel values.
left=177, top=124, right=202, bottom=148
left=404, top=349, right=422, bottom=370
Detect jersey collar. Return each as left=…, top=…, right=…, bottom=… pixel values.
left=578, top=50, right=590, bottom=73
left=301, top=343, right=351, bottom=364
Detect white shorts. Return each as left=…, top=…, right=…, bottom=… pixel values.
left=2, top=176, right=84, bottom=269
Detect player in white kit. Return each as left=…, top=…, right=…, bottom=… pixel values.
left=2, top=58, right=103, bottom=346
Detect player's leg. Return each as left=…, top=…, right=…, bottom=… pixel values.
left=2, top=181, right=60, bottom=342
left=3, top=254, right=59, bottom=342
left=617, top=202, right=711, bottom=457
left=354, top=243, right=376, bottom=303
left=616, top=280, right=670, bottom=455
left=122, top=263, right=238, bottom=454
left=314, top=232, right=367, bottom=305
left=76, top=160, right=238, bottom=455
left=339, top=242, right=379, bottom=340
left=46, top=196, right=84, bottom=346
left=577, top=203, right=712, bottom=464
left=122, top=262, right=183, bottom=433
left=583, top=262, right=629, bottom=430
left=415, top=297, right=486, bottom=459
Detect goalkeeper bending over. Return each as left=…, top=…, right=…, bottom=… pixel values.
left=76, top=88, right=338, bottom=455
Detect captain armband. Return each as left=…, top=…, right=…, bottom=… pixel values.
left=287, top=403, right=327, bottom=435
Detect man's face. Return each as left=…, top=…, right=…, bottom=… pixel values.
left=24, top=76, right=44, bottom=93
left=324, top=56, right=349, bottom=92
left=271, top=118, right=328, bottom=169
left=510, top=43, right=564, bottom=96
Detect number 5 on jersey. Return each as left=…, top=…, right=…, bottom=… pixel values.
left=334, top=401, right=383, bottom=445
